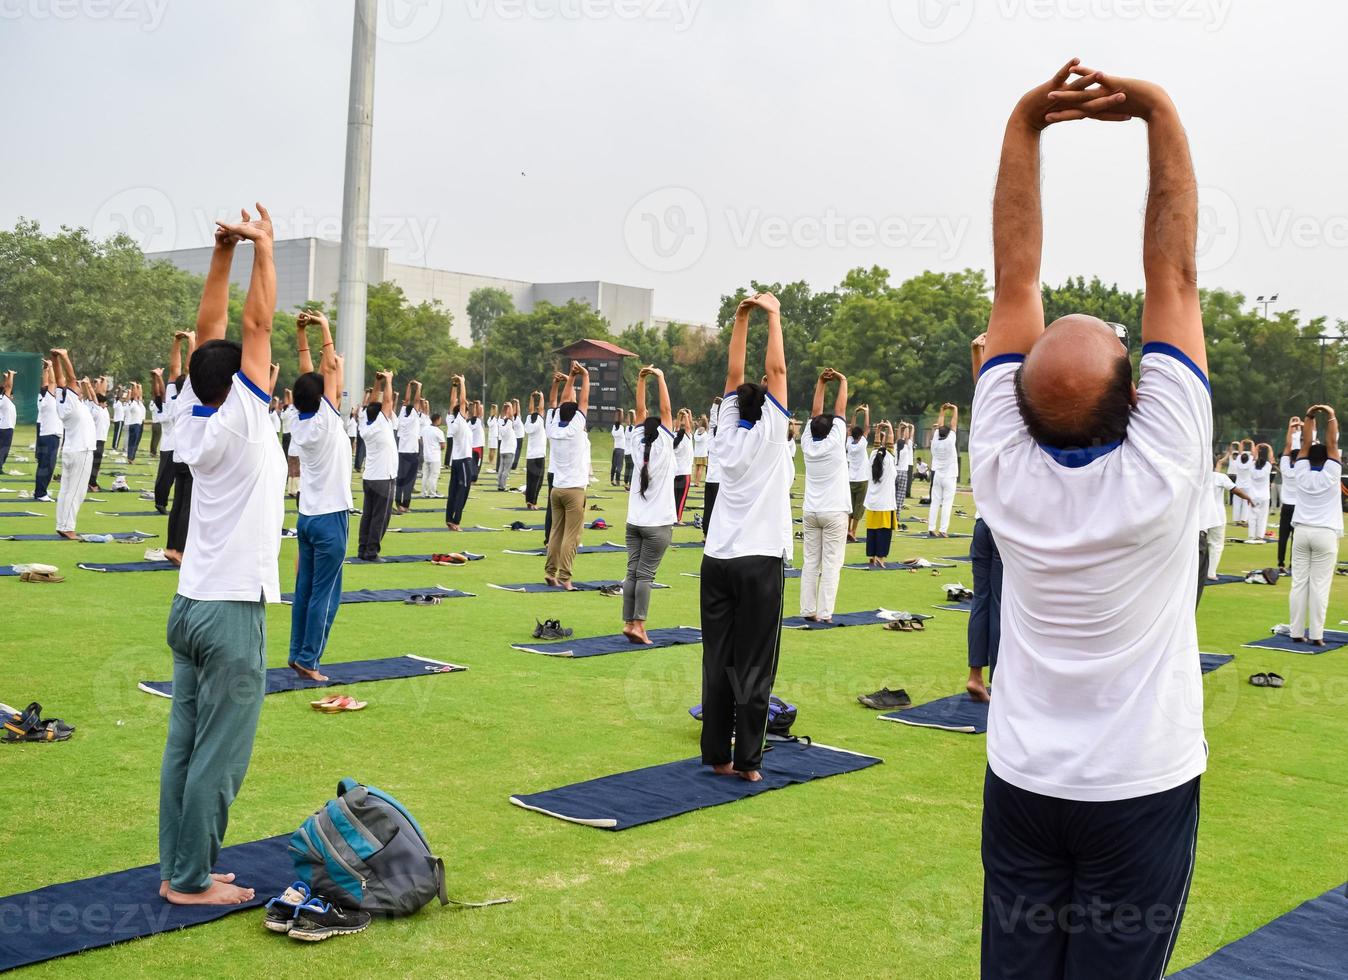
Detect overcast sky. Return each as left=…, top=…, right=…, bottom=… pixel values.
left=3, top=0, right=1343, bottom=328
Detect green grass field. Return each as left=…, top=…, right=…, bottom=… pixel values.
left=2, top=425, right=1345, bottom=978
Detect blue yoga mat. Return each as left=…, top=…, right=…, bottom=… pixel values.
left=782, top=610, right=932, bottom=630
left=0, top=566, right=19, bottom=576
left=901, top=531, right=971, bottom=538
left=280, top=586, right=474, bottom=605
left=942, top=555, right=973, bottom=563
left=0, top=835, right=292, bottom=973
left=139, top=654, right=466, bottom=698
left=345, top=552, right=483, bottom=565
left=511, top=740, right=882, bottom=830
left=1200, top=653, right=1233, bottom=674
left=844, top=560, right=956, bottom=571
left=94, top=510, right=163, bottom=518
left=489, top=580, right=669, bottom=594
left=0, top=511, right=41, bottom=518
left=1167, top=883, right=1347, bottom=979
left=935, top=600, right=973, bottom=613
left=392, top=525, right=497, bottom=533
left=512, top=626, right=702, bottom=657
left=1207, top=571, right=1286, bottom=586
left=78, top=560, right=176, bottom=573
left=503, top=542, right=627, bottom=556
left=880, top=693, right=988, bottom=733
left=1243, top=630, right=1348, bottom=654
left=0, top=531, right=156, bottom=541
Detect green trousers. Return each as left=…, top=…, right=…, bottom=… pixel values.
left=158, top=595, right=266, bottom=893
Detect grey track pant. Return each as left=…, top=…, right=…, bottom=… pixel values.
left=623, top=522, right=673, bottom=622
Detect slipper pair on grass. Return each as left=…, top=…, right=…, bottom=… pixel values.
left=404, top=594, right=443, bottom=605
left=884, top=617, right=926, bottom=632
left=430, top=553, right=469, bottom=566
left=309, top=695, right=368, bottom=713
left=1249, top=672, right=1286, bottom=688
left=2, top=702, right=75, bottom=742
left=15, top=563, right=62, bottom=584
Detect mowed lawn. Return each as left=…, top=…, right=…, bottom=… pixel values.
left=1, top=423, right=1345, bottom=979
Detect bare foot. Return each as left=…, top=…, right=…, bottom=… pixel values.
left=545, top=576, right=558, bottom=587
left=165, top=879, right=255, bottom=905
left=57, top=530, right=78, bottom=540
left=736, top=770, right=762, bottom=782
left=560, top=582, right=576, bottom=592
left=711, top=763, right=735, bottom=776
left=631, top=625, right=651, bottom=644
left=966, top=679, right=991, bottom=703
left=161, top=872, right=235, bottom=898
left=164, top=549, right=183, bottom=566
left=290, top=663, right=329, bottom=682
left=447, top=523, right=462, bottom=532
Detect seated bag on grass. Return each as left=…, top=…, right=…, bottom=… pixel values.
left=1245, top=567, right=1280, bottom=585
left=688, top=695, right=798, bottom=738
left=290, top=778, right=447, bottom=915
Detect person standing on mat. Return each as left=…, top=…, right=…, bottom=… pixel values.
left=970, top=64, right=1210, bottom=979
left=109, top=384, right=124, bottom=452
left=543, top=362, right=591, bottom=588
left=161, top=334, right=196, bottom=567
left=608, top=410, right=626, bottom=485
left=34, top=360, right=64, bottom=502
left=49, top=348, right=94, bottom=539
left=964, top=334, right=1004, bottom=700
left=622, top=365, right=676, bottom=644
left=496, top=399, right=518, bottom=491
left=0, top=370, right=14, bottom=474
left=357, top=370, right=397, bottom=562
left=701, top=396, right=722, bottom=537
left=1287, top=405, right=1341, bottom=646
left=1231, top=440, right=1254, bottom=526
left=151, top=345, right=181, bottom=515
left=893, top=420, right=914, bottom=518
left=691, top=414, right=708, bottom=487
left=845, top=405, right=870, bottom=543
left=1243, top=443, right=1275, bottom=544
left=393, top=379, right=422, bottom=514
left=444, top=375, right=474, bottom=531
left=421, top=412, right=446, bottom=498
left=485, top=404, right=500, bottom=472
left=148, top=389, right=163, bottom=459
left=86, top=378, right=111, bottom=492
left=124, top=381, right=146, bottom=465
left=700, top=292, right=791, bottom=783
left=800, top=367, right=851, bottom=623
left=863, top=421, right=897, bottom=568
left=672, top=407, right=695, bottom=522
left=927, top=403, right=959, bottom=537
left=288, top=308, right=351, bottom=683
left=468, top=401, right=485, bottom=483
left=542, top=373, right=565, bottom=544
left=1276, top=416, right=1302, bottom=573
left=522, top=389, right=547, bottom=511
left=159, top=204, right=284, bottom=907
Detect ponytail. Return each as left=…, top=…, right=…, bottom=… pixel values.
left=673, top=428, right=687, bottom=448
left=871, top=447, right=889, bottom=484
left=638, top=417, right=661, bottom=498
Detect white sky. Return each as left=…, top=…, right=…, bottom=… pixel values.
left=3, top=0, right=1344, bottom=327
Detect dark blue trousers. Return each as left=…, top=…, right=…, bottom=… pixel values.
left=34, top=434, right=59, bottom=498
left=288, top=510, right=349, bottom=670
left=968, top=518, right=1003, bottom=676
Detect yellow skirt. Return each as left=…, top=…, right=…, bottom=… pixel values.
left=865, top=510, right=896, bottom=531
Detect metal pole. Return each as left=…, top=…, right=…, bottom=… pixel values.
left=337, top=0, right=377, bottom=402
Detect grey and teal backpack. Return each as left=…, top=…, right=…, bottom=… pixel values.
left=289, top=778, right=447, bottom=915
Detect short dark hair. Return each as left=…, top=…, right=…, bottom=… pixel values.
left=736, top=382, right=767, bottom=424
left=1308, top=443, right=1330, bottom=466
left=810, top=414, right=834, bottom=440
left=850, top=425, right=864, bottom=440
left=1013, top=357, right=1133, bottom=450
left=293, top=371, right=324, bottom=414
left=189, top=339, right=242, bottom=406
left=558, top=401, right=579, bottom=424
left=431, top=413, right=442, bottom=424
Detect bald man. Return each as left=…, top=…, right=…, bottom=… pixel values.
left=968, top=64, right=1209, bottom=980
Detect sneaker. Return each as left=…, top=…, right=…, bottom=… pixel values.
left=532, top=618, right=573, bottom=640
left=144, top=548, right=166, bottom=561
left=286, top=897, right=372, bottom=942
left=857, top=687, right=911, bottom=710
left=598, top=584, right=623, bottom=597
left=36, top=495, right=54, bottom=503
left=263, top=882, right=311, bottom=933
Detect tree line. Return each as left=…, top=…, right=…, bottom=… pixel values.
left=1, top=218, right=1342, bottom=441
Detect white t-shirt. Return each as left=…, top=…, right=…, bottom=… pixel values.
left=88, top=400, right=110, bottom=442
left=0, top=394, right=16, bottom=430
left=396, top=407, right=423, bottom=454
left=293, top=399, right=355, bottom=517
left=1278, top=455, right=1297, bottom=505
left=863, top=450, right=898, bottom=512
left=360, top=410, right=398, bottom=481
left=1291, top=458, right=1344, bottom=536
left=624, top=425, right=639, bottom=457
left=1231, top=455, right=1254, bottom=491
left=269, top=410, right=281, bottom=434
left=1204, top=471, right=1234, bottom=531
left=692, top=428, right=708, bottom=458
left=897, top=441, right=913, bottom=473
left=705, top=427, right=722, bottom=483
left=498, top=417, right=519, bottom=455
left=627, top=426, right=676, bottom=527
left=802, top=417, right=851, bottom=514
left=37, top=390, right=64, bottom=438
left=126, top=400, right=145, bottom=426
left=545, top=410, right=557, bottom=474
left=704, top=392, right=793, bottom=560
left=469, top=417, right=484, bottom=450
left=158, top=383, right=179, bottom=453
left=931, top=429, right=958, bottom=478
left=523, top=414, right=547, bottom=460
left=421, top=423, right=446, bottom=462
left=1247, top=460, right=1273, bottom=501
left=173, top=371, right=286, bottom=603
left=280, top=404, right=298, bottom=435
left=547, top=410, right=590, bottom=489
left=447, top=413, right=473, bottom=462
left=610, top=423, right=624, bottom=447
left=345, top=414, right=358, bottom=438
left=487, top=416, right=501, bottom=447
left=673, top=430, right=694, bottom=476
left=845, top=436, right=869, bottom=482
left=56, top=388, right=94, bottom=453
left=969, top=347, right=1212, bottom=803
left=111, top=400, right=125, bottom=424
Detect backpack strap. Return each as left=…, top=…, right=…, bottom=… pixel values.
left=433, top=857, right=516, bottom=909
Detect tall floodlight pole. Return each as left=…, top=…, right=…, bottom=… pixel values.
left=337, top=0, right=377, bottom=400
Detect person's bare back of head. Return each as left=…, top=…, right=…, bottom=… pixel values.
left=1015, top=314, right=1136, bottom=450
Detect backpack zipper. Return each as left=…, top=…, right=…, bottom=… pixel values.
left=313, top=819, right=368, bottom=889
left=336, top=796, right=383, bottom=853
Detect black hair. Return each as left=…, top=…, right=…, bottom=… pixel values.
left=938, top=425, right=951, bottom=439
left=673, top=426, right=687, bottom=448
left=810, top=414, right=834, bottom=441
left=558, top=401, right=579, bottom=424
left=188, top=339, right=242, bottom=406
left=1308, top=443, right=1330, bottom=466
left=96, top=392, right=107, bottom=404
left=365, top=403, right=380, bottom=424
left=293, top=371, right=324, bottom=414
left=1012, top=357, right=1133, bottom=450
left=736, top=382, right=767, bottom=424
left=894, top=437, right=907, bottom=452
left=431, top=413, right=443, bottom=424
left=1240, top=452, right=1250, bottom=464
left=850, top=425, right=864, bottom=441
left=1255, top=445, right=1271, bottom=469
left=870, top=445, right=890, bottom=483
left=637, top=416, right=662, bottom=497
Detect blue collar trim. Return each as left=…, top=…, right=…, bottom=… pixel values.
left=1141, top=342, right=1211, bottom=394
left=979, top=353, right=1026, bottom=378
left=298, top=410, right=317, bottom=421
left=1038, top=440, right=1121, bottom=468
left=191, top=405, right=218, bottom=418
left=738, top=420, right=755, bottom=430
left=235, top=371, right=270, bottom=404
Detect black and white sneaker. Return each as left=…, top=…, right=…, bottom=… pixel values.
left=532, top=618, right=573, bottom=640
left=598, top=584, right=623, bottom=597
left=286, top=897, right=372, bottom=942
left=262, top=881, right=311, bottom=933
left=857, top=687, right=912, bottom=710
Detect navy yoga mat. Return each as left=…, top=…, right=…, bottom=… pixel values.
left=503, top=541, right=626, bottom=556
left=511, top=626, right=702, bottom=657
left=0, top=531, right=156, bottom=542
left=0, top=835, right=292, bottom=973
left=880, top=693, right=988, bottom=734
left=345, top=552, right=483, bottom=565
left=139, top=654, right=466, bottom=698
left=78, top=560, right=176, bottom=573
left=942, top=555, right=973, bottom=563
left=1243, top=629, right=1348, bottom=654
left=280, top=586, right=474, bottom=605
left=0, top=511, right=41, bottom=518
left=488, top=580, right=668, bottom=593
left=901, top=531, right=971, bottom=538
left=94, top=510, right=164, bottom=518
left=1200, top=653, right=1233, bottom=674
left=1167, top=883, right=1347, bottom=979
left=782, top=610, right=932, bottom=630
left=392, top=525, right=498, bottom=533
left=1207, top=571, right=1286, bottom=585
left=510, top=740, right=882, bottom=830
left=844, top=560, right=956, bottom=571
left=934, top=600, right=973, bottom=613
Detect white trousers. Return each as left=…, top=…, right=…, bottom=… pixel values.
left=1205, top=522, right=1227, bottom=579
left=928, top=474, right=956, bottom=533
left=1232, top=492, right=1246, bottom=523
left=420, top=457, right=441, bottom=496
left=56, top=450, right=92, bottom=532
left=1247, top=496, right=1270, bottom=542
left=800, top=510, right=848, bottom=619
left=1289, top=525, right=1337, bottom=640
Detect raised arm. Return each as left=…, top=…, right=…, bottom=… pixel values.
left=970, top=332, right=988, bottom=383
left=653, top=367, right=673, bottom=428
left=634, top=368, right=649, bottom=425
left=832, top=371, right=848, bottom=418
left=811, top=370, right=828, bottom=417
left=214, top=204, right=275, bottom=386
left=2, top=370, right=13, bottom=398
left=296, top=312, right=314, bottom=375
left=755, top=292, right=787, bottom=406
left=196, top=224, right=239, bottom=343
left=268, top=362, right=280, bottom=396
left=725, top=298, right=752, bottom=392
left=311, top=311, right=341, bottom=407
left=947, top=403, right=960, bottom=432
left=572, top=361, right=590, bottom=416
left=168, top=333, right=183, bottom=381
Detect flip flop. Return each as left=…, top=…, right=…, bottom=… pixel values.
left=309, top=695, right=344, bottom=709
left=315, top=696, right=368, bottom=713
left=1248, top=673, right=1269, bottom=687
left=1266, top=672, right=1285, bottom=688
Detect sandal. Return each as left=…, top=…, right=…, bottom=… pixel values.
left=2, top=702, right=74, bottom=742
left=1266, top=672, right=1285, bottom=688
left=1248, top=673, right=1269, bottom=687
left=884, top=619, right=913, bottom=632
left=315, top=696, right=368, bottom=713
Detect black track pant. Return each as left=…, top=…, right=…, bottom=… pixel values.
left=166, top=462, right=193, bottom=553
left=1277, top=504, right=1296, bottom=568
left=702, top=481, right=719, bottom=537
left=154, top=450, right=175, bottom=511
left=623, top=454, right=634, bottom=485
left=543, top=473, right=555, bottom=544
left=673, top=474, right=689, bottom=522
left=358, top=479, right=394, bottom=559
left=395, top=452, right=419, bottom=508
left=699, top=554, right=785, bottom=773
left=445, top=458, right=473, bottom=525
left=610, top=448, right=624, bottom=484
left=354, top=434, right=366, bottom=472
left=88, top=439, right=105, bottom=487
left=981, top=768, right=1199, bottom=980
left=525, top=457, right=545, bottom=506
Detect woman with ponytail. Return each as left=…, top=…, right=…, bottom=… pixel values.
left=863, top=421, right=898, bottom=567
left=672, top=408, right=695, bottom=521
left=1243, top=442, right=1275, bottom=544
left=622, top=365, right=677, bottom=644
left=800, top=368, right=851, bottom=622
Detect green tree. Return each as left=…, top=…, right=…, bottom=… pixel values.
left=466, top=287, right=515, bottom=345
